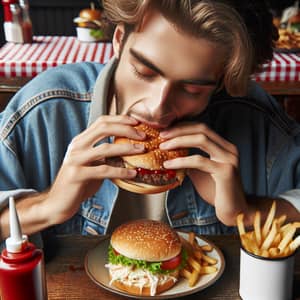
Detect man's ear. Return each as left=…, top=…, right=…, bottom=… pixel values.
left=112, top=24, right=125, bottom=59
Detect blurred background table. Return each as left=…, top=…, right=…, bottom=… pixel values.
left=0, top=36, right=300, bottom=119
left=44, top=234, right=299, bottom=300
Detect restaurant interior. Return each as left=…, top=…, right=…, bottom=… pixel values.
left=0, top=0, right=300, bottom=119
left=0, top=1, right=299, bottom=300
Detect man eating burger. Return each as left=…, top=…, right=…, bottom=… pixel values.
left=0, top=1, right=299, bottom=253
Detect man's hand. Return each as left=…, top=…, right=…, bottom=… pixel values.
left=47, top=115, right=145, bottom=224
left=159, top=122, right=250, bottom=226
left=0, top=115, right=146, bottom=240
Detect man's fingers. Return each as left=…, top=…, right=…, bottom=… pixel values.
left=69, top=122, right=145, bottom=150
left=160, top=134, right=238, bottom=166
left=160, top=123, right=237, bottom=155
left=164, top=155, right=218, bottom=172
left=78, top=165, right=137, bottom=180
left=64, top=142, right=144, bottom=165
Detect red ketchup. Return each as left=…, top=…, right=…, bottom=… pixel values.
left=136, top=167, right=176, bottom=178
left=1, top=0, right=18, bottom=22
left=0, top=197, right=47, bottom=300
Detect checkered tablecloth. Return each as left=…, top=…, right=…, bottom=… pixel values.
left=0, top=36, right=299, bottom=82
left=255, top=52, right=300, bottom=82
left=0, top=36, right=113, bottom=77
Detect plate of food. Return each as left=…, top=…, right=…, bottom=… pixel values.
left=85, top=219, right=225, bottom=299
left=274, top=29, right=300, bottom=53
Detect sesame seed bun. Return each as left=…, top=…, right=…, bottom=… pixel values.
left=111, top=219, right=182, bottom=261
left=113, top=123, right=188, bottom=194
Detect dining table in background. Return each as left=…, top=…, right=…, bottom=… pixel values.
left=44, top=234, right=299, bottom=300
left=0, top=36, right=300, bottom=102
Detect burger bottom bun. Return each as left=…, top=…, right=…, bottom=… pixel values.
left=112, top=178, right=180, bottom=194
left=109, top=273, right=178, bottom=296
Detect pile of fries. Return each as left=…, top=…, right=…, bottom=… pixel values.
left=236, top=201, right=300, bottom=258
left=275, top=28, right=300, bottom=50
left=179, top=232, right=218, bottom=287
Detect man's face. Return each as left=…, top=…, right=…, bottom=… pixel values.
left=113, top=10, right=224, bottom=128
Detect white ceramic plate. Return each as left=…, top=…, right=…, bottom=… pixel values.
left=84, top=232, right=225, bottom=299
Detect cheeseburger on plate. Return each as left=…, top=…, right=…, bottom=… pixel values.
left=110, top=123, right=188, bottom=194
left=105, top=219, right=187, bottom=296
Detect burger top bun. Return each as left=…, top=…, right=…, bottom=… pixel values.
left=111, top=219, right=182, bottom=262
left=79, top=8, right=101, bottom=21
left=114, top=123, right=188, bottom=170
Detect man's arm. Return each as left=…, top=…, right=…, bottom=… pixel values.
left=0, top=115, right=147, bottom=242
left=0, top=192, right=52, bottom=241
left=159, top=122, right=300, bottom=227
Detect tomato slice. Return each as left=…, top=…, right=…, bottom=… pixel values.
left=113, top=248, right=120, bottom=256
left=161, top=253, right=182, bottom=270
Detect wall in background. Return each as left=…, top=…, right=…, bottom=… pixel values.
left=0, top=0, right=102, bottom=46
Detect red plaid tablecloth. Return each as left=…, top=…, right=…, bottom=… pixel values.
left=0, top=36, right=113, bottom=77
left=0, top=36, right=299, bottom=82
left=255, top=52, right=300, bottom=82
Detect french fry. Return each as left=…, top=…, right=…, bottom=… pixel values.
left=275, top=214, right=287, bottom=226
left=180, top=268, right=192, bottom=280
left=279, top=243, right=293, bottom=257
left=237, top=213, right=246, bottom=236
left=278, top=225, right=296, bottom=253
left=187, top=257, right=201, bottom=272
left=200, top=266, right=218, bottom=274
left=201, top=244, right=213, bottom=252
left=261, top=249, right=270, bottom=258
left=269, top=247, right=280, bottom=258
left=188, top=232, right=196, bottom=245
left=262, top=201, right=276, bottom=239
left=193, top=249, right=203, bottom=260
left=271, top=232, right=282, bottom=248
left=202, top=254, right=218, bottom=265
left=236, top=201, right=299, bottom=259
left=280, top=223, right=291, bottom=233
left=241, top=234, right=260, bottom=255
left=179, top=232, right=219, bottom=287
left=261, top=220, right=278, bottom=250
left=289, top=235, right=300, bottom=252
left=254, top=211, right=262, bottom=247
left=188, top=269, right=200, bottom=287
left=293, top=222, right=300, bottom=229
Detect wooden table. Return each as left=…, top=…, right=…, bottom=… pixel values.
left=44, top=235, right=300, bottom=300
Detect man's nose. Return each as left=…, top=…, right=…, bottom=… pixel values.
left=147, top=80, right=174, bottom=118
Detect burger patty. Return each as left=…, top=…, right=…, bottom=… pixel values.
left=107, top=157, right=177, bottom=186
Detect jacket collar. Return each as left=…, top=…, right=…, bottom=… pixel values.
left=88, top=57, right=118, bottom=126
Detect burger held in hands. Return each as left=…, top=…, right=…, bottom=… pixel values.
left=105, top=219, right=187, bottom=296
left=109, top=123, right=189, bottom=194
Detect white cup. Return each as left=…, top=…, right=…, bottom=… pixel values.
left=239, top=247, right=295, bottom=300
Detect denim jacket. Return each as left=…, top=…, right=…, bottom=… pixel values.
left=0, top=58, right=299, bottom=244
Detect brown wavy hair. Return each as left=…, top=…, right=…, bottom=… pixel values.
left=102, top=0, right=277, bottom=96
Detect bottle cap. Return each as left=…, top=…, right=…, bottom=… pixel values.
left=6, top=196, right=28, bottom=253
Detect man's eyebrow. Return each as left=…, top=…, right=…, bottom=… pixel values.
left=129, top=48, right=217, bottom=86
left=180, top=78, right=217, bottom=86
left=129, top=48, right=165, bottom=76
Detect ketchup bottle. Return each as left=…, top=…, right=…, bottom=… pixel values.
left=19, top=0, right=33, bottom=43
left=0, top=197, right=48, bottom=300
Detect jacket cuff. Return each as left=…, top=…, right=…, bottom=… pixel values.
left=279, top=189, right=300, bottom=212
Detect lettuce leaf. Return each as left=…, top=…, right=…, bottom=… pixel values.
left=108, top=245, right=187, bottom=275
